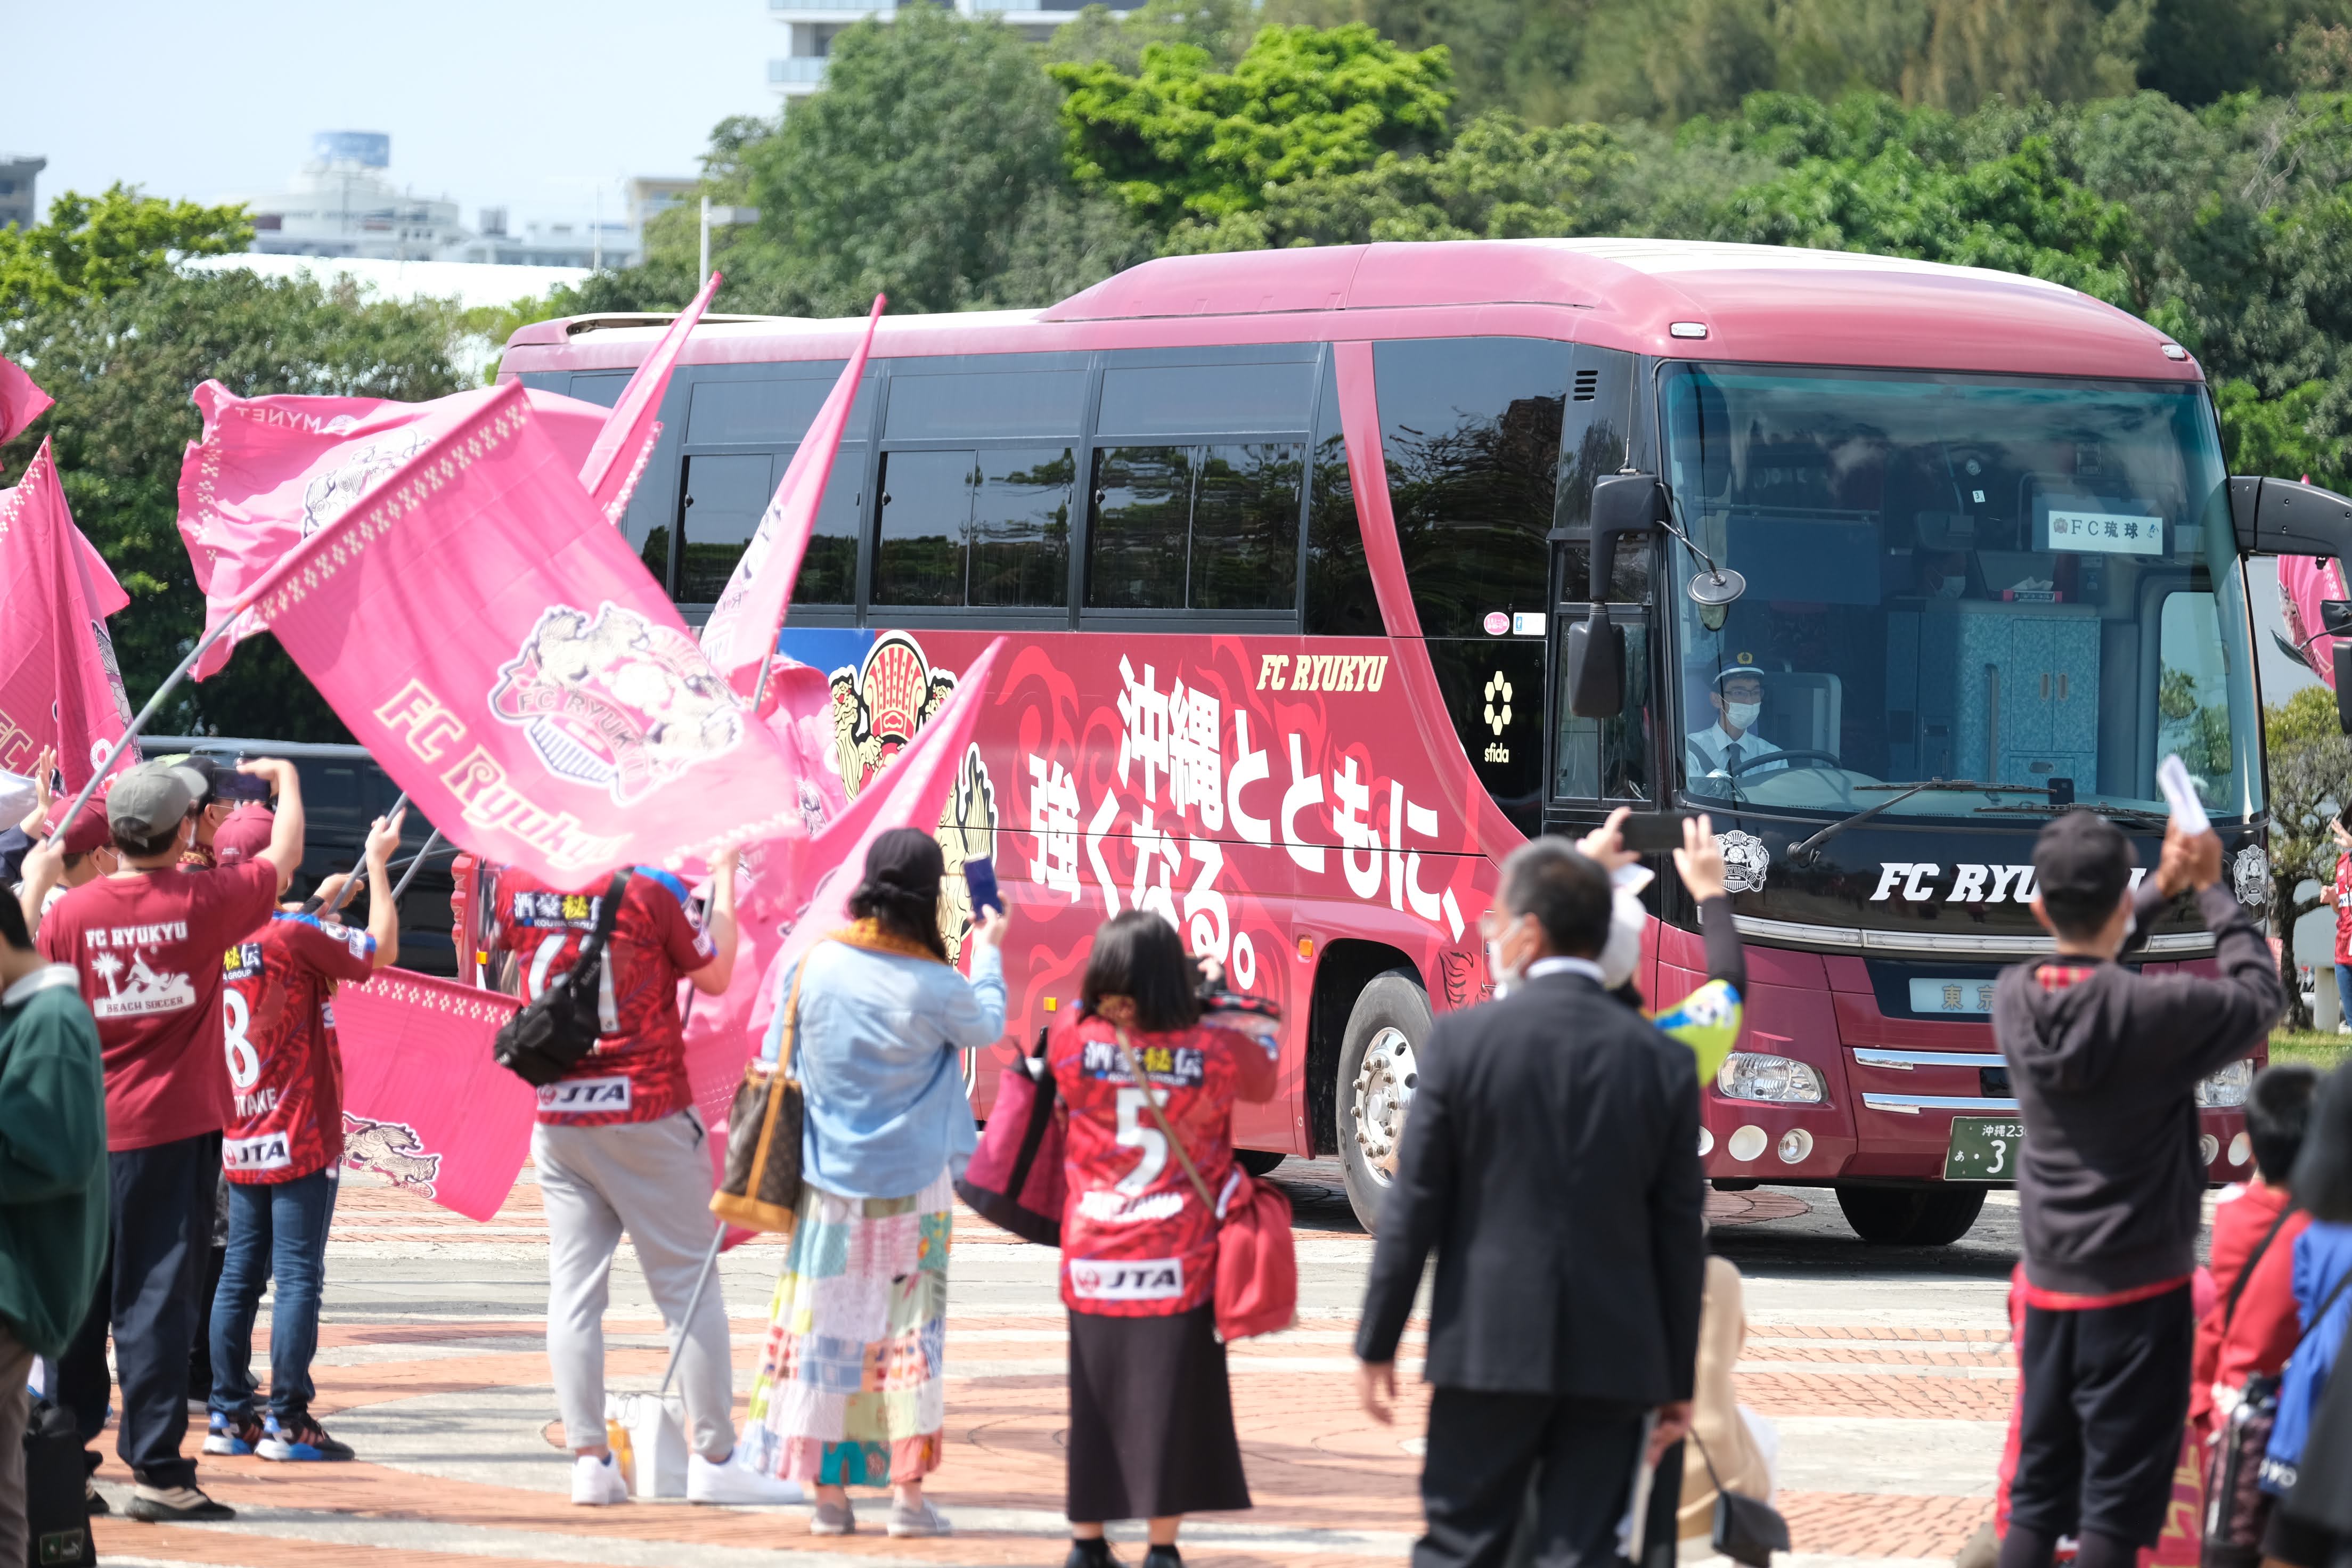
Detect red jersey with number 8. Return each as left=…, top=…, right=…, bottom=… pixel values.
left=489, top=869, right=715, bottom=1128
left=1050, top=1014, right=1278, bottom=1316
left=221, top=913, right=377, bottom=1182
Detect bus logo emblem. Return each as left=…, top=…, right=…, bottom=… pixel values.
left=2233, top=845, right=2268, bottom=907
left=1717, top=830, right=1769, bottom=894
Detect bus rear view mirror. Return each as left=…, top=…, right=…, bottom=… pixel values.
left=2338, top=644, right=2352, bottom=735
left=2325, top=600, right=2352, bottom=635
left=1587, top=475, right=1668, bottom=602
left=1565, top=607, right=1625, bottom=719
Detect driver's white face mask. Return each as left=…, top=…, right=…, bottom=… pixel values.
left=1725, top=700, right=1762, bottom=731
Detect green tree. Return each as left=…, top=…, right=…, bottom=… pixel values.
left=1, top=271, right=470, bottom=741
left=2266, top=683, right=2352, bottom=1027
left=1054, top=22, right=1454, bottom=224
left=1048, top=0, right=1261, bottom=72
left=0, top=184, right=251, bottom=312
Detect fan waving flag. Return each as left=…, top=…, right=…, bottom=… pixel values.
left=247, top=380, right=814, bottom=883
left=337, top=969, right=532, bottom=1221
left=578, top=271, right=721, bottom=525
left=0, top=440, right=135, bottom=793
left=700, top=296, right=884, bottom=700
left=0, top=354, right=52, bottom=451
left=176, top=380, right=613, bottom=681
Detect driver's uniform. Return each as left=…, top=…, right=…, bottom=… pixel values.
left=1685, top=721, right=1788, bottom=787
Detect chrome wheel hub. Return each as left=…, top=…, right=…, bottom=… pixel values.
left=1351, top=1026, right=1418, bottom=1183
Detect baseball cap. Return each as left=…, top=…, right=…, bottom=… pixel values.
left=2031, top=811, right=2136, bottom=918
left=214, top=805, right=275, bottom=867
left=56, top=794, right=112, bottom=857
left=106, top=760, right=206, bottom=841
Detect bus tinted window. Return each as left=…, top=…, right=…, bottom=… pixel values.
left=570, top=371, right=631, bottom=410
left=677, top=453, right=774, bottom=603
left=798, top=448, right=863, bottom=606
left=1305, top=357, right=1381, bottom=636
left=876, top=450, right=975, bottom=606
left=885, top=371, right=1087, bottom=441
left=970, top=448, right=1073, bottom=608
left=1088, top=447, right=1193, bottom=609
left=1191, top=444, right=1302, bottom=611
left=686, top=369, right=875, bottom=445
left=1097, top=363, right=1315, bottom=438
left=1375, top=338, right=1567, bottom=639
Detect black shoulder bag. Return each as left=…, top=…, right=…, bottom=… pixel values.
left=492, top=871, right=630, bottom=1088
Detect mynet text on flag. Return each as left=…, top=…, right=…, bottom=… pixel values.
left=244, top=380, right=819, bottom=884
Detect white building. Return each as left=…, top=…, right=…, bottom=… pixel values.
left=767, top=0, right=1122, bottom=102
left=0, top=154, right=43, bottom=231
left=236, top=132, right=469, bottom=262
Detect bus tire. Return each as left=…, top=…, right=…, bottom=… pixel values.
left=1235, top=1149, right=1287, bottom=1178
left=1336, top=970, right=1433, bottom=1235
left=1834, top=1183, right=1987, bottom=1246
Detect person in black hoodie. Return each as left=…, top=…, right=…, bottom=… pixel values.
left=1994, top=810, right=2282, bottom=1568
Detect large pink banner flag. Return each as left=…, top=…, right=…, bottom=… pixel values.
left=0, top=440, right=135, bottom=792
left=684, top=637, right=1006, bottom=1166
left=699, top=296, right=884, bottom=700
left=177, top=381, right=612, bottom=680
left=247, top=380, right=814, bottom=883
left=2281, top=554, right=2348, bottom=690
left=336, top=968, right=532, bottom=1221
left=0, top=354, right=51, bottom=452
left=578, top=271, right=721, bottom=525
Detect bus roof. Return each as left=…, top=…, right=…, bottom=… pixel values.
left=499, top=239, right=2199, bottom=383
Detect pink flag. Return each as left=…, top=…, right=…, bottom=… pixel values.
left=0, top=354, right=51, bottom=451
left=0, top=440, right=135, bottom=793
left=699, top=296, right=885, bottom=700
left=248, top=380, right=814, bottom=883
left=2281, top=554, right=2348, bottom=689
left=684, top=638, right=1006, bottom=1165
left=176, top=381, right=612, bottom=680
left=579, top=271, right=721, bottom=525
left=336, top=968, right=532, bottom=1221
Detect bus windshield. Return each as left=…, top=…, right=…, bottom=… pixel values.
left=1660, top=365, right=2262, bottom=822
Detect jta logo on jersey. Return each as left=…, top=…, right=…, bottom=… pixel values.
left=224, top=1132, right=292, bottom=1174
left=1068, top=1257, right=1185, bottom=1301
left=537, top=1075, right=631, bottom=1114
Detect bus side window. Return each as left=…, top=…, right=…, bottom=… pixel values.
left=970, top=447, right=1073, bottom=609
left=1089, top=447, right=1194, bottom=610
left=1554, top=347, right=1649, bottom=602
left=676, top=453, right=777, bottom=604
left=876, top=450, right=978, bottom=606
left=1555, top=620, right=1653, bottom=803
left=1305, top=355, right=1381, bottom=636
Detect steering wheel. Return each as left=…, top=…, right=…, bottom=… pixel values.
left=1725, top=748, right=1842, bottom=778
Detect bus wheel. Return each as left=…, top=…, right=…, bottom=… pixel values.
left=1337, top=971, right=1433, bottom=1234
left=1235, top=1149, right=1287, bottom=1178
left=1834, top=1184, right=1987, bottom=1246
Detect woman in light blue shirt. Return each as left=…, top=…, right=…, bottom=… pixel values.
left=733, top=828, right=1007, bottom=1540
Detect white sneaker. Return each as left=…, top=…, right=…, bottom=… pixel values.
left=571, top=1452, right=630, bottom=1506
left=687, top=1449, right=806, bottom=1506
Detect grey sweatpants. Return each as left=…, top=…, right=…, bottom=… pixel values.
left=534, top=1111, right=733, bottom=1460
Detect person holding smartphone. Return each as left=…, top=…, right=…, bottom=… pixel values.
left=732, top=829, right=1008, bottom=1538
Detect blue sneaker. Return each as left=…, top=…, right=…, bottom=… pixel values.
left=258, top=1415, right=354, bottom=1462
left=202, top=1409, right=264, bottom=1456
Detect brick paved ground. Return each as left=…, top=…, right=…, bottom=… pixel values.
left=82, top=1167, right=2005, bottom=1567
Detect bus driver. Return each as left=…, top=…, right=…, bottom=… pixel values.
left=1686, top=666, right=1788, bottom=789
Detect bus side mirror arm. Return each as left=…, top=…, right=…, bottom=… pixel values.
left=2231, top=472, right=2352, bottom=562
left=1586, top=474, right=1669, bottom=602
left=1565, top=608, right=1626, bottom=720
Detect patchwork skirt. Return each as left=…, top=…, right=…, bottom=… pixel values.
left=739, top=1168, right=953, bottom=1487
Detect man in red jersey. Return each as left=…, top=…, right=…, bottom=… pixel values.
left=488, top=851, right=798, bottom=1507
left=203, top=806, right=402, bottom=1465
left=17, top=756, right=304, bottom=1524
left=2330, top=814, right=2352, bottom=1031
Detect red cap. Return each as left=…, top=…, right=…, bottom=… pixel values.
left=55, top=795, right=111, bottom=858
left=213, top=806, right=275, bottom=867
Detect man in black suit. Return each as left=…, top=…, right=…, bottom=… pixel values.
left=1355, top=837, right=1706, bottom=1568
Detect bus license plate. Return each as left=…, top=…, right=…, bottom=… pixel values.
left=1944, top=1116, right=2024, bottom=1182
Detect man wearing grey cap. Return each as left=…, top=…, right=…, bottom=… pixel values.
left=17, top=757, right=304, bottom=1524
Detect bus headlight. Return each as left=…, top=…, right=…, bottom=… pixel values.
left=1716, top=1053, right=1826, bottom=1104
left=2196, top=1061, right=2252, bottom=1108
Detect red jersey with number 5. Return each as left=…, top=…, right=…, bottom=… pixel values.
left=490, top=869, right=715, bottom=1128
left=222, top=912, right=377, bottom=1182
left=1050, top=1014, right=1277, bottom=1317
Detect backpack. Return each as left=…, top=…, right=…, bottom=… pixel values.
left=24, top=1398, right=92, bottom=1567
left=491, top=871, right=630, bottom=1088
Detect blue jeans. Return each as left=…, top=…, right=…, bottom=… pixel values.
left=209, top=1168, right=338, bottom=1423
left=2335, top=963, right=2352, bottom=1028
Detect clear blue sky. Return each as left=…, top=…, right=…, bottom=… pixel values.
left=0, top=0, right=778, bottom=229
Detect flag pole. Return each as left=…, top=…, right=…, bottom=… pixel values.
left=49, top=612, right=243, bottom=842
left=389, top=827, right=445, bottom=901
left=314, top=792, right=411, bottom=918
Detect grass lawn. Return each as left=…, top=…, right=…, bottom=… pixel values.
left=2271, top=1032, right=2352, bottom=1068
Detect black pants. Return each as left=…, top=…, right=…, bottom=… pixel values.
left=1417, top=1389, right=1651, bottom=1568
left=56, top=1133, right=221, bottom=1490
left=2009, top=1284, right=2195, bottom=1548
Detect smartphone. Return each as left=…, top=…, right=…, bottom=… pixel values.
left=210, top=769, right=273, bottom=804
left=963, top=855, right=1003, bottom=917
left=1618, top=811, right=1696, bottom=853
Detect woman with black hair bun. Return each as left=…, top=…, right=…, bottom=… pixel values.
left=730, top=828, right=1008, bottom=1540
left=1050, top=910, right=1279, bottom=1568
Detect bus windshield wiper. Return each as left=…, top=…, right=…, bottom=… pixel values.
left=1974, top=801, right=2171, bottom=829
left=1788, top=780, right=2043, bottom=866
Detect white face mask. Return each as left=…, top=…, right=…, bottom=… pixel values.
left=1486, top=932, right=1526, bottom=998
left=1934, top=575, right=1966, bottom=600
left=1598, top=888, right=1647, bottom=989
left=1725, top=700, right=1761, bottom=731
